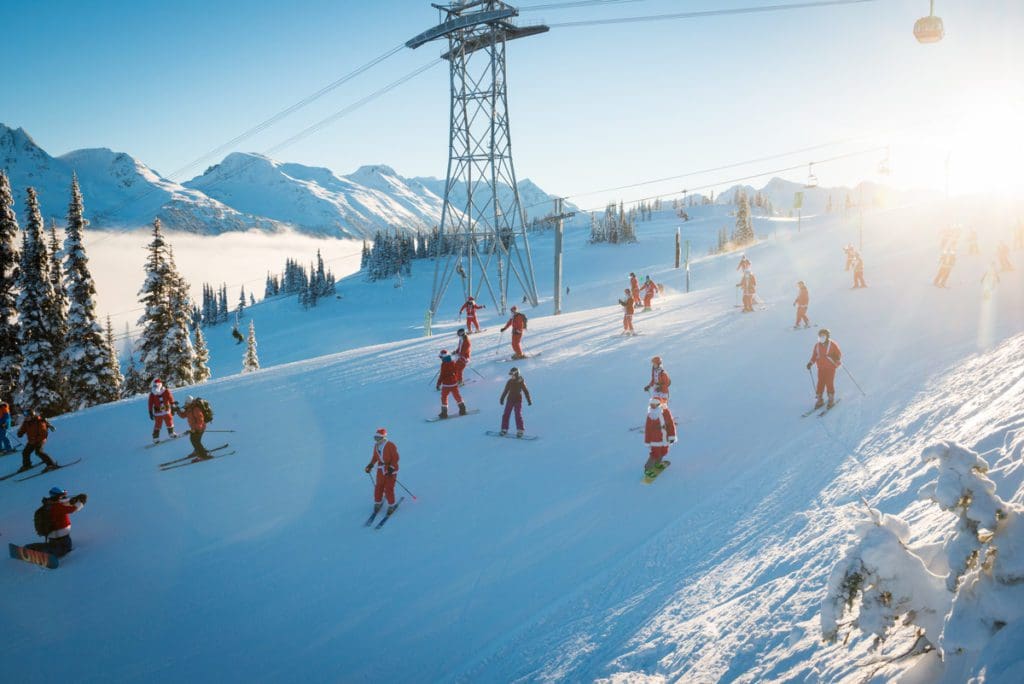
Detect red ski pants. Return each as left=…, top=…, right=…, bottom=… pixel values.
left=853, top=271, right=866, bottom=287
left=374, top=471, right=397, bottom=505
left=632, top=289, right=641, bottom=305
left=440, top=385, right=463, bottom=408
left=511, top=332, right=523, bottom=357
left=795, top=305, right=809, bottom=327
left=623, top=314, right=634, bottom=333
left=816, top=366, right=837, bottom=398
left=466, top=315, right=480, bottom=332
left=742, top=293, right=754, bottom=311
left=152, top=414, right=174, bottom=437
left=646, top=445, right=669, bottom=467
left=643, top=293, right=654, bottom=309
left=455, top=357, right=468, bottom=382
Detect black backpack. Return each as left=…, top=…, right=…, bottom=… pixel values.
left=516, top=311, right=528, bottom=330
left=34, top=501, right=53, bottom=538
left=194, top=398, right=213, bottom=423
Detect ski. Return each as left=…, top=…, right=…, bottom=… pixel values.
left=629, top=425, right=644, bottom=432
left=0, top=463, right=41, bottom=481
left=818, top=399, right=841, bottom=417
left=501, top=352, right=542, bottom=363
left=801, top=405, right=824, bottom=417
left=643, top=460, right=671, bottom=484
left=485, top=430, right=539, bottom=441
left=8, top=543, right=59, bottom=570
left=144, top=433, right=186, bottom=449
left=159, top=446, right=233, bottom=471
left=425, top=408, right=480, bottom=423
left=467, top=328, right=488, bottom=334
left=364, top=505, right=383, bottom=527
left=375, top=497, right=405, bottom=529
left=158, top=444, right=229, bottom=467
left=14, top=459, right=83, bottom=482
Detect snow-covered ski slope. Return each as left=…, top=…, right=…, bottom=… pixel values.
left=1, top=200, right=1023, bottom=682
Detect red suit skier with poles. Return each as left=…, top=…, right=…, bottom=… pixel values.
left=459, top=296, right=485, bottom=333
left=435, top=350, right=468, bottom=419
left=500, top=305, right=528, bottom=359
left=364, top=428, right=400, bottom=518
left=806, top=328, right=842, bottom=409
left=454, top=328, right=471, bottom=382
left=793, top=281, right=810, bottom=328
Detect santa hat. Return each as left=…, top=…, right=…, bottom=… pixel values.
left=374, top=428, right=387, bottom=439
left=439, top=349, right=449, bottom=358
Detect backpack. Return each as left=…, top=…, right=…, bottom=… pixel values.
left=34, top=502, right=53, bottom=538
left=516, top=311, right=528, bottom=330
left=194, top=398, right=213, bottom=423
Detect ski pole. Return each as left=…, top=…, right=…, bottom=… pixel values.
left=430, top=370, right=439, bottom=387
left=395, top=478, right=417, bottom=500
left=843, top=365, right=867, bottom=397
left=204, top=429, right=236, bottom=433
left=495, top=328, right=505, bottom=357
left=807, top=367, right=817, bottom=395
left=470, top=366, right=486, bottom=380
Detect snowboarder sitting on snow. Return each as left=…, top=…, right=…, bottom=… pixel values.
left=232, top=326, right=244, bottom=344
left=499, top=366, right=532, bottom=438
left=0, top=400, right=13, bottom=453
left=618, top=288, right=636, bottom=335
left=436, top=350, right=468, bottom=419
left=643, top=397, right=677, bottom=478
left=806, top=328, right=842, bottom=409
left=500, top=305, right=528, bottom=359
left=364, top=428, right=399, bottom=518
left=148, top=378, right=178, bottom=444
left=793, top=281, right=810, bottom=329
left=176, top=396, right=211, bottom=459
left=27, top=486, right=87, bottom=558
left=16, top=409, right=58, bottom=473
left=644, top=356, right=671, bottom=405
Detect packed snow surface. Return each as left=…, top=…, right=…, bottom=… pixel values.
left=1, top=198, right=1022, bottom=682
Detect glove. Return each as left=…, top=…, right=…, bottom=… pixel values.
left=528, top=401, right=533, bottom=406
left=806, top=362, right=813, bottom=370
left=149, top=412, right=154, bottom=420
left=72, top=493, right=88, bottom=504
left=386, top=466, right=396, bottom=476
left=668, top=436, right=677, bottom=444
left=364, top=464, right=372, bottom=474
left=435, top=385, right=441, bottom=391
left=47, top=423, right=55, bottom=432
left=643, top=385, right=650, bottom=392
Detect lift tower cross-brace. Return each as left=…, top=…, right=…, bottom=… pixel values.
left=408, top=1, right=548, bottom=317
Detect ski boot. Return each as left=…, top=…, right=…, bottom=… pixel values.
left=168, top=431, right=179, bottom=439
left=41, top=462, right=60, bottom=473
left=827, top=396, right=835, bottom=409
left=438, top=406, right=448, bottom=420
left=813, top=397, right=825, bottom=409
left=499, top=429, right=507, bottom=436
left=516, top=430, right=524, bottom=439
left=386, top=503, right=397, bottom=516
left=458, top=402, right=467, bottom=416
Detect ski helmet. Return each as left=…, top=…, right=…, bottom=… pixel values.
left=818, top=328, right=830, bottom=338
left=511, top=305, right=518, bottom=312
left=457, top=328, right=465, bottom=336
left=651, top=355, right=662, bottom=366
left=509, top=367, right=519, bottom=376
left=49, top=486, right=66, bottom=498
left=624, top=288, right=630, bottom=294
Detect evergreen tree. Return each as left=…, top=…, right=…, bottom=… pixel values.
left=192, top=324, right=211, bottom=384
left=242, top=320, right=260, bottom=373
left=237, top=285, right=246, bottom=319
left=218, top=284, right=228, bottom=322
left=163, top=248, right=196, bottom=386
left=733, top=190, right=755, bottom=245
left=16, top=188, right=64, bottom=415
left=63, top=175, right=119, bottom=408
left=0, top=171, right=22, bottom=402
left=250, top=292, right=255, bottom=306
left=103, top=316, right=124, bottom=400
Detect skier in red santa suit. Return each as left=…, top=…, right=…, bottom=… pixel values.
left=643, top=396, right=677, bottom=476
left=806, top=328, right=842, bottom=409
left=435, top=350, right=468, bottom=419
left=454, top=328, right=471, bottom=382
left=500, top=305, right=528, bottom=359
left=364, top=428, right=400, bottom=517
left=644, top=356, right=671, bottom=405
left=629, top=272, right=641, bottom=306
left=641, top=276, right=658, bottom=311
left=147, top=378, right=178, bottom=444
left=459, top=296, right=485, bottom=333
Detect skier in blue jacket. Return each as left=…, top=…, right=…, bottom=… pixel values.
left=0, top=401, right=12, bottom=452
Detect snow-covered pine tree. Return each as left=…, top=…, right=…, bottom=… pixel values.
left=16, top=188, right=64, bottom=415
left=163, top=248, right=196, bottom=386
left=264, top=272, right=275, bottom=299
left=249, top=292, right=255, bottom=306
left=45, top=219, right=70, bottom=411
left=242, top=320, right=259, bottom=372
left=237, top=285, right=246, bottom=319
left=136, top=220, right=172, bottom=384
left=192, top=324, right=211, bottom=384
left=121, top=323, right=147, bottom=397
left=733, top=191, right=754, bottom=246
left=360, top=239, right=371, bottom=270
left=218, top=284, right=228, bottom=323
left=0, top=170, right=22, bottom=402
left=62, top=175, right=119, bottom=408
left=103, top=316, right=124, bottom=400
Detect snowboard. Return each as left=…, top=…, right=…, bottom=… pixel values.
left=425, top=408, right=480, bottom=423
left=485, top=430, right=538, bottom=441
left=9, top=543, right=59, bottom=570
left=15, top=459, right=82, bottom=482
left=642, top=460, right=671, bottom=484
left=502, top=352, right=541, bottom=363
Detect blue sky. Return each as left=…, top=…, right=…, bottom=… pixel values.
left=5, top=0, right=1023, bottom=205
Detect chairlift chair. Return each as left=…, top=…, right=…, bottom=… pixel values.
left=914, top=0, right=944, bottom=44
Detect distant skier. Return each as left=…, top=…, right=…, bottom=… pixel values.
left=459, top=296, right=485, bottom=333
left=644, top=356, right=671, bottom=405
left=981, top=261, right=1000, bottom=300
left=364, top=428, right=400, bottom=519
left=806, top=328, right=842, bottom=409
left=967, top=228, right=980, bottom=255
left=435, top=350, right=468, bottom=419
left=618, top=288, right=636, bottom=335
left=737, top=269, right=757, bottom=312
left=148, top=378, right=178, bottom=444
left=643, top=396, right=677, bottom=478
left=454, top=328, right=471, bottom=382
left=736, top=254, right=751, bottom=272
left=996, top=241, right=1014, bottom=271
left=629, top=272, right=641, bottom=306
left=26, top=486, right=87, bottom=557
left=16, top=409, right=58, bottom=472
left=176, top=396, right=211, bottom=459
left=843, top=244, right=857, bottom=271
left=851, top=253, right=867, bottom=288
left=500, top=305, right=528, bottom=359
left=499, top=366, right=532, bottom=438
left=933, top=250, right=956, bottom=288
left=793, top=281, right=810, bottom=328
left=0, top=400, right=12, bottom=452
left=641, top=276, right=658, bottom=311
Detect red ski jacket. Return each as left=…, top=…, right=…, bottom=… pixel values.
left=460, top=301, right=484, bottom=317
left=18, top=416, right=52, bottom=446
left=629, top=274, right=640, bottom=295
left=646, top=368, right=671, bottom=394
left=810, top=340, right=842, bottom=371
left=501, top=312, right=526, bottom=334
left=177, top=403, right=206, bottom=432
left=437, top=360, right=461, bottom=389
left=148, top=388, right=175, bottom=417
left=46, top=498, right=85, bottom=539
left=739, top=272, right=757, bottom=294
left=644, top=405, right=677, bottom=446
left=455, top=335, right=471, bottom=361
left=795, top=286, right=809, bottom=307
left=619, top=297, right=635, bottom=315
left=367, top=440, right=399, bottom=476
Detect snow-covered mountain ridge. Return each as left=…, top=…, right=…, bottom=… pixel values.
left=1, top=123, right=568, bottom=238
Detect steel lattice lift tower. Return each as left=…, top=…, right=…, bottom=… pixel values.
left=407, top=1, right=548, bottom=320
